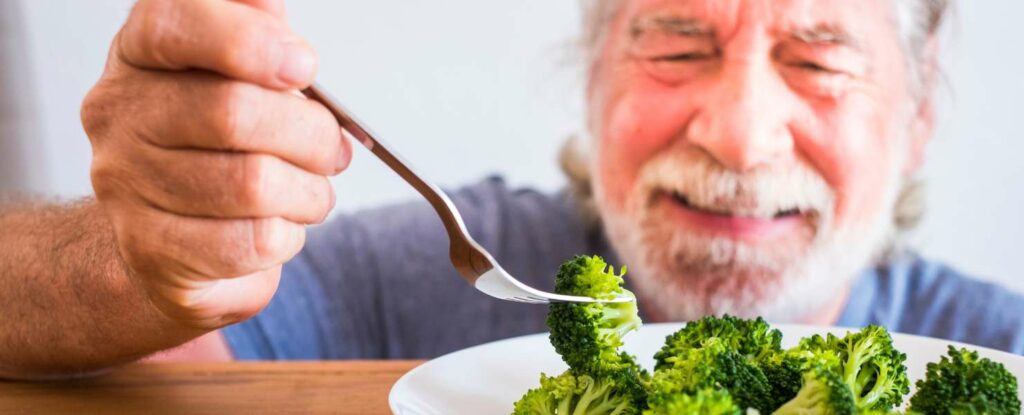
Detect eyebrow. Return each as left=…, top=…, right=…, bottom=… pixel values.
left=630, top=15, right=715, bottom=39
left=788, top=24, right=863, bottom=51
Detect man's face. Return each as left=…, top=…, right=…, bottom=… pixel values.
left=589, top=0, right=932, bottom=321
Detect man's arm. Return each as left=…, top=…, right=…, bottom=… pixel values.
left=0, top=199, right=209, bottom=377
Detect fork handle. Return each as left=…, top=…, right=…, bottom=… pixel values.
left=301, top=85, right=494, bottom=283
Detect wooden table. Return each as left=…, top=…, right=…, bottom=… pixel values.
left=0, top=360, right=424, bottom=415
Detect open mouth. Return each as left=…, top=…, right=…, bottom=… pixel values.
left=667, top=191, right=804, bottom=220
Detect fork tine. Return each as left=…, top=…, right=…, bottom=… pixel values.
left=475, top=267, right=635, bottom=304
left=509, top=296, right=548, bottom=304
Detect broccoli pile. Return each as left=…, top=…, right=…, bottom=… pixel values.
left=512, top=255, right=1022, bottom=415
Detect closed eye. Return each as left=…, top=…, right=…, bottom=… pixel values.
left=654, top=52, right=715, bottom=62
left=789, top=60, right=838, bottom=74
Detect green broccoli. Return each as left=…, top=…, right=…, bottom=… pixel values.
left=654, top=315, right=796, bottom=411
left=541, top=255, right=649, bottom=410
left=547, top=255, right=642, bottom=376
left=512, top=371, right=640, bottom=415
left=773, top=363, right=857, bottom=415
left=908, top=346, right=1020, bottom=415
left=519, top=255, right=1021, bottom=415
left=514, top=386, right=558, bottom=414
left=788, top=325, right=910, bottom=411
left=654, top=315, right=784, bottom=371
left=601, top=351, right=650, bottom=409
left=643, top=388, right=743, bottom=415
left=648, top=337, right=775, bottom=414
left=761, top=351, right=805, bottom=411
left=948, top=396, right=1007, bottom=415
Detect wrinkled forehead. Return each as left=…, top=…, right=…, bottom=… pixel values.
left=616, top=0, right=898, bottom=48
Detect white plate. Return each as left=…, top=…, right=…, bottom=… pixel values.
left=389, top=323, right=1024, bottom=414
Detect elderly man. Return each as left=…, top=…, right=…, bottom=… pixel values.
left=1, top=0, right=1020, bottom=378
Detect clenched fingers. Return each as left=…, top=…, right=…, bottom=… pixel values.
left=83, top=70, right=350, bottom=177
left=146, top=268, right=284, bottom=328
left=117, top=0, right=315, bottom=89
left=93, top=142, right=336, bottom=224
left=108, top=203, right=306, bottom=280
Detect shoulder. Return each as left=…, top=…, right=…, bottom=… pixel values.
left=867, top=253, right=1024, bottom=354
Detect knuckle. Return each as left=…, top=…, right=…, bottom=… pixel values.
left=170, top=221, right=252, bottom=280
left=80, top=87, right=115, bottom=144
left=247, top=218, right=298, bottom=265
left=218, top=23, right=270, bottom=77
left=114, top=216, right=168, bottom=277
left=89, top=153, right=129, bottom=202
left=213, top=244, right=254, bottom=275
left=122, top=0, right=177, bottom=66
left=89, top=158, right=115, bottom=197
left=248, top=221, right=277, bottom=263
left=119, top=224, right=154, bottom=263
left=236, top=155, right=275, bottom=213
left=210, top=82, right=259, bottom=149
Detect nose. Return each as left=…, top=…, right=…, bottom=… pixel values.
left=687, top=58, right=795, bottom=172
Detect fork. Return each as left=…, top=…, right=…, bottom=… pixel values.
left=302, top=84, right=630, bottom=304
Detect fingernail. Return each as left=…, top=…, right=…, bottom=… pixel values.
left=278, top=42, right=316, bottom=85
left=335, top=139, right=351, bottom=173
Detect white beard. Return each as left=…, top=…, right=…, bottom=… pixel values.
left=594, top=142, right=903, bottom=323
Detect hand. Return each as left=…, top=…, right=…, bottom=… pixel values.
left=80, top=0, right=350, bottom=329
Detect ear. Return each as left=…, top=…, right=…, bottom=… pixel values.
left=903, top=37, right=940, bottom=177
left=904, top=92, right=934, bottom=176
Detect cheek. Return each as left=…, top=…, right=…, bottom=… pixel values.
left=596, top=81, right=697, bottom=211
left=797, top=104, right=899, bottom=227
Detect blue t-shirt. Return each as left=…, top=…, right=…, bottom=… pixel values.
left=223, top=177, right=1024, bottom=359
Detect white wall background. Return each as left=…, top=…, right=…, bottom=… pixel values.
left=7, top=1, right=1023, bottom=293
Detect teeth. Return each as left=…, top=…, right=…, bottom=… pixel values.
left=774, top=208, right=801, bottom=218
left=669, top=190, right=804, bottom=219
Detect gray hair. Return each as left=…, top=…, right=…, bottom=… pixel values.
left=579, top=0, right=948, bottom=95
left=565, top=0, right=951, bottom=235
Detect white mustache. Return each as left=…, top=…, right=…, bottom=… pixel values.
left=635, top=144, right=835, bottom=220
